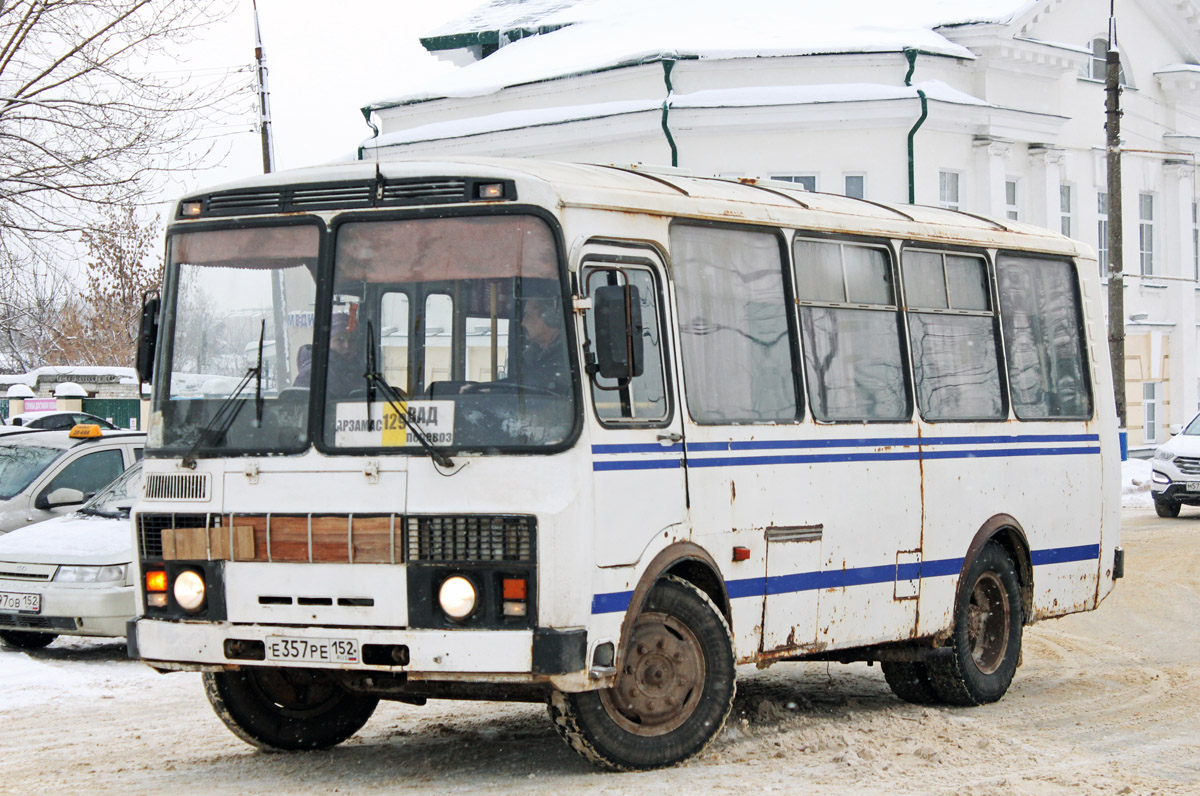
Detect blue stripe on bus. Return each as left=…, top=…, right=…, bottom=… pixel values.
left=593, top=458, right=684, bottom=471
left=592, top=443, right=685, bottom=455
left=589, top=545, right=1099, bottom=614
left=594, top=445, right=1099, bottom=471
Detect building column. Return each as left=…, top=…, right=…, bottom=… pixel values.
left=973, top=138, right=1011, bottom=218
left=1028, top=146, right=1066, bottom=231
left=1164, top=161, right=1197, bottom=425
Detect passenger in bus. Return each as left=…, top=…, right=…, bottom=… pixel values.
left=295, top=313, right=360, bottom=396
left=513, top=293, right=570, bottom=394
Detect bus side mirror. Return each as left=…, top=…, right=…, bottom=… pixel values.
left=136, top=292, right=160, bottom=385
left=593, top=284, right=644, bottom=380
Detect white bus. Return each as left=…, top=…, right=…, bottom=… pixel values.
left=130, top=158, right=1121, bottom=771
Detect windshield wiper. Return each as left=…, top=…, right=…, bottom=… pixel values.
left=253, top=320, right=266, bottom=426
left=78, top=506, right=120, bottom=519
left=364, top=322, right=454, bottom=469
left=181, top=325, right=266, bottom=469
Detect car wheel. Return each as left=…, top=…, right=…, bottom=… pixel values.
left=0, top=630, right=56, bottom=649
left=203, top=667, right=378, bottom=751
left=1154, top=498, right=1181, bottom=518
left=547, top=575, right=736, bottom=771
left=881, top=660, right=941, bottom=704
left=926, top=542, right=1023, bottom=706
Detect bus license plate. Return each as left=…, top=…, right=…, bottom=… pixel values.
left=1188, top=482, right=1200, bottom=493
left=266, top=636, right=359, bottom=664
left=0, top=591, right=40, bottom=613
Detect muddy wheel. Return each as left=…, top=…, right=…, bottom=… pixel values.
left=1154, top=498, right=1181, bottom=518
left=881, top=660, right=940, bottom=704
left=548, top=576, right=735, bottom=771
left=928, top=542, right=1023, bottom=706
left=204, top=667, right=378, bottom=751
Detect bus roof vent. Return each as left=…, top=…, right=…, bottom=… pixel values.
left=381, top=178, right=468, bottom=204
left=204, top=189, right=284, bottom=215
left=289, top=183, right=374, bottom=209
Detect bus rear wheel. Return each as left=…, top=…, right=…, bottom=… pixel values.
left=204, top=667, right=378, bottom=751
left=927, top=542, right=1023, bottom=706
left=547, top=576, right=735, bottom=770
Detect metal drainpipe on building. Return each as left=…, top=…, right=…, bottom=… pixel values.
left=904, top=48, right=929, bottom=205
left=661, top=59, right=678, bottom=168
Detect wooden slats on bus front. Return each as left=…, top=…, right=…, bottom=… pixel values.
left=159, top=515, right=401, bottom=564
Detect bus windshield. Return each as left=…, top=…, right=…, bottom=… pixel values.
left=321, top=214, right=575, bottom=452
left=150, top=223, right=319, bottom=455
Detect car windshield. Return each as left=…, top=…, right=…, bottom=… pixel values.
left=322, top=214, right=576, bottom=451
left=79, top=462, right=142, bottom=518
left=1184, top=415, right=1200, bottom=435
left=150, top=223, right=319, bottom=455
left=0, top=444, right=63, bottom=500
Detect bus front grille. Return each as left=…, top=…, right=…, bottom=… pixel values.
left=144, top=473, right=211, bottom=502
left=134, top=513, right=536, bottom=566
left=407, top=515, right=536, bottom=564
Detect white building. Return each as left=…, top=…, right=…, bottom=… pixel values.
left=363, top=0, right=1200, bottom=450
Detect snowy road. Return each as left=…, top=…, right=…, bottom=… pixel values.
left=2, top=507, right=1197, bottom=795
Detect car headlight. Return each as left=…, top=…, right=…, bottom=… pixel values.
left=54, top=564, right=128, bottom=583
left=1152, top=470, right=1170, bottom=484
left=1154, top=449, right=1175, bottom=461
left=438, top=575, right=478, bottom=620
left=173, top=569, right=207, bottom=612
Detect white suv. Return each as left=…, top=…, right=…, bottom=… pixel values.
left=1150, top=414, right=1200, bottom=517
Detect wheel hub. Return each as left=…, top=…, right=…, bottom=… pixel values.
left=600, top=611, right=705, bottom=736
left=966, top=571, right=1010, bottom=675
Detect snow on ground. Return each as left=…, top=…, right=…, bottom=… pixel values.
left=1122, top=457, right=1155, bottom=509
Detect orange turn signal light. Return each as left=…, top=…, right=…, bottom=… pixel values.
left=502, top=577, right=527, bottom=601
left=145, top=570, right=168, bottom=592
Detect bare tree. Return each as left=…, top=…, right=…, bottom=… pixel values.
left=0, top=0, right=239, bottom=245
left=43, top=201, right=161, bottom=366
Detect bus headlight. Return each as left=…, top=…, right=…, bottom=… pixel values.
left=173, top=570, right=207, bottom=613
left=438, top=575, right=477, bottom=620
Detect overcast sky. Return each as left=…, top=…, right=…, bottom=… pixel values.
left=164, top=0, right=489, bottom=200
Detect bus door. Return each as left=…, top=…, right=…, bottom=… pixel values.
left=579, top=248, right=688, bottom=568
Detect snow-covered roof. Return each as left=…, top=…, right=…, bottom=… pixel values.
left=0, top=366, right=141, bottom=389
left=366, top=81, right=990, bottom=150
left=373, top=0, right=1037, bottom=108
left=426, top=0, right=1035, bottom=40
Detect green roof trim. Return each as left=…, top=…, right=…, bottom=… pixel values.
left=420, top=24, right=570, bottom=53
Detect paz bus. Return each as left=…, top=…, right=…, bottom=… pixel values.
left=129, top=157, right=1121, bottom=770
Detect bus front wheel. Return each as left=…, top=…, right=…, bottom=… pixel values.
left=547, top=575, right=736, bottom=770
left=927, top=542, right=1023, bottom=706
left=203, top=667, right=378, bottom=751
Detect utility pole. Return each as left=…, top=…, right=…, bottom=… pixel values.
left=253, top=0, right=276, bottom=175
left=252, top=0, right=289, bottom=385
left=1105, top=6, right=1126, bottom=428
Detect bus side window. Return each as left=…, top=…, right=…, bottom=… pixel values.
left=671, top=224, right=799, bottom=423
left=995, top=254, right=1092, bottom=419
left=794, top=237, right=909, bottom=422
left=583, top=265, right=668, bottom=423
left=901, top=250, right=1005, bottom=421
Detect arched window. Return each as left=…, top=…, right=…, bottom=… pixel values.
left=1083, top=37, right=1131, bottom=86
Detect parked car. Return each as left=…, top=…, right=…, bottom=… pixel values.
left=6, top=411, right=121, bottom=431
left=0, top=461, right=141, bottom=649
left=0, top=426, right=144, bottom=534
left=1150, top=413, right=1200, bottom=517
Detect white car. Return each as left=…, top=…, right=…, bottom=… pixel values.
left=6, top=411, right=121, bottom=431
left=1150, top=416, right=1200, bottom=517
left=0, top=426, right=144, bottom=533
left=0, top=461, right=140, bottom=649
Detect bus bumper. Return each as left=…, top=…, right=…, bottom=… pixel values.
left=129, top=618, right=591, bottom=688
